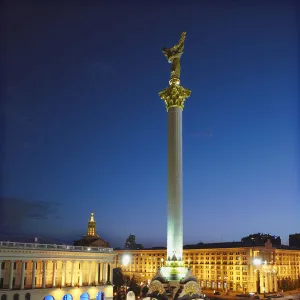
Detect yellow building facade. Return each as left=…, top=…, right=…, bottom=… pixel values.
left=114, top=243, right=300, bottom=294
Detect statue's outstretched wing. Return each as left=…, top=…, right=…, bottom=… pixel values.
left=162, top=32, right=186, bottom=60
left=172, top=32, right=186, bottom=53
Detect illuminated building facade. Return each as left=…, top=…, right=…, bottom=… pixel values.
left=0, top=214, right=115, bottom=300
left=114, top=241, right=300, bottom=293
left=0, top=241, right=115, bottom=300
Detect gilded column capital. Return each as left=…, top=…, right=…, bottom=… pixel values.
left=159, top=81, right=191, bottom=111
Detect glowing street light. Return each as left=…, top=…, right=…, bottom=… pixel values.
left=122, top=254, right=131, bottom=266
left=253, top=258, right=262, bottom=266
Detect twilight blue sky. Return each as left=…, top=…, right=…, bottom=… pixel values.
left=1, top=1, right=299, bottom=247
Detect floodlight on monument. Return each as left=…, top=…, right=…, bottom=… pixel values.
left=253, top=258, right=262, bottom=266
left=122, top=254, right=130, bottom=266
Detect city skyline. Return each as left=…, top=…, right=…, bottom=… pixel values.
left=1, top=1, right=299, bottom=248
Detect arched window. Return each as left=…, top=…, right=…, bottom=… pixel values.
left=1, top=295, right=7, bottom=300
left=25, top=293, right=30, bottom=300
left=80, top=293, right=89, bottom=300
left=44, top=296, right=54, bottom=300
left=14, top=294, right=19, bottom=300
left=62, top=295, right=72, bottom=300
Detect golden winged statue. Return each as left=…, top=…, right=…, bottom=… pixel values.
left=162, top=32, right=186, bottom=79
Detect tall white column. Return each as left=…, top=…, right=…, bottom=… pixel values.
left=94, top=262, right=99, bottom=285
left=269, top=273, right=273, bottom=292
left=79, top=262, right=83, bottom=287
left=9, top=261, right=14, bottom=289
left=99, top=263, right=103, bottom=283
left=109, top=263, right=113, bottom=284
left=61, top=261, right=66, bottom=287
left=32, top=261, right=36, bottom=288
left=42, top=261, right=46, bottom=288
left=104, top=263, right=108, bottom=284
left=274, top=273, right=278, bottom=292
left=71, top=261, right=75, bottom=287
left=52, top=261, right=56, bottom=287
left=167, top=107, right=183, bottom=260
left=264, top=272, right=269, bottom=293
left=88, top=262, right=92, bottom=285
left=20, top=261, right=26, bottom=289
left=259, top=270, right=264, bottom=293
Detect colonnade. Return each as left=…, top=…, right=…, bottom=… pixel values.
left=0, top=260, right=113, bottom=290
left=256, top=269, right=278, bottom=293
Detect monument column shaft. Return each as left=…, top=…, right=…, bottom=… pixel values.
left=167, top=106, right=183, bottom=260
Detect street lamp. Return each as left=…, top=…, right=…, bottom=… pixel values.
left=122, top=255, right=131, bottom=299
left=253, top=258, right=263, bottom=266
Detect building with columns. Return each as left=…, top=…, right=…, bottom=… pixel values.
left=0, top=241, right=114, bottom=300
left=0, top=213, right=115, bottom=300
left=114, top=241, right=300, bottom=294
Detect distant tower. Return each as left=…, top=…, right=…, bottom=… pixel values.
left=125, top=233, right=136, bottom=249
left=87, top=212, right=98, bottom=237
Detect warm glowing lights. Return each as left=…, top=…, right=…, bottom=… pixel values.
left=253, top=258, right=262, bottom=265
left=122, top=254, right=130, bottom=266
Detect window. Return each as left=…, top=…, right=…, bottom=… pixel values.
left=13, top=294, right=19, bottom=300
left=25, top=294, right=30, bottom=300
left=14, top=262, right=17, bottom=269
left=1, top=295, right=7, bottom=300
left=1, top=262, right=4, bottom=270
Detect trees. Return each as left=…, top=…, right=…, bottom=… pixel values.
left=141, top=286, right=149, bottom=298
left=113, top=268, right=125, bottom=292
left=278, top=276, right=300, bottom=291
left=128, top=276, right=141, bottom=297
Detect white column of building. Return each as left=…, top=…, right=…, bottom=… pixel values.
left=274, top=273, right=278, bottom=292
left=32, top=261, right=36, bottom=288
left=94, top=262, right=99, bottom=285
left=71, top=261, right=75, bottom=287
left=79, top=261, right=83, bottom=287
left=265, top=272, right=269, bottom=293
left=109, top=263, right=113, bottom=284
left=88, top=261, right=92, bottom=285
left=20, top=261, right=26, bottom=289
left=61, top=261, right=66, bottom=287
left=42, top=261, right=47, bottom=288
left=9, top=261, right=14, bottom=289
left=103, top=263, right=107, bottom=284
left=99, top=263, right=103, bottom=283
left=269, top=273, right=273, bottom=292
left=167, top=106, right=183, bottom=260
left=259, top=270, right=264, bottom=293
left=52, top=261, right=56, bottom=287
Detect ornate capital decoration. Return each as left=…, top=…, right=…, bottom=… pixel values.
left=159, top=80, right=191, bottom=111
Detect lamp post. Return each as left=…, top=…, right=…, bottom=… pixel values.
left=122, top=255, right=131, bottom=299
